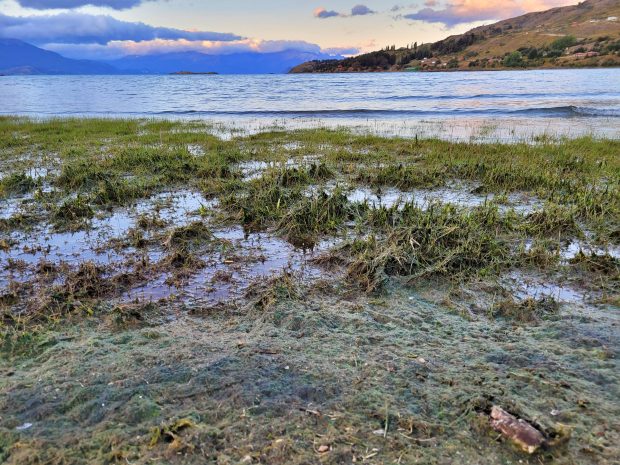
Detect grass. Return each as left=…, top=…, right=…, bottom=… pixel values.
left=0, top=117, right=619, bottom=465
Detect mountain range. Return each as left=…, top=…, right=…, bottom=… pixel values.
left=0, top=38, right=118, bottom=75
left=0, top=39, right=341, bottom=75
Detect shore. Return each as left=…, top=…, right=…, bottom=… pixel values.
left=1, top=117, right=619, bottom=464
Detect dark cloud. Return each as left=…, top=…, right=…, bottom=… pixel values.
left=15, top=0, right=149, bottom=10
left=351, top=4, right=374, bottom=16
left=0, top=12, right=242, bottom=45
left=314, top=7, right=340, bottom=19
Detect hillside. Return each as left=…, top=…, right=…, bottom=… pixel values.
left=0, top=39, right=118, bottom=75
left=290, top=0, right=620, bottom=73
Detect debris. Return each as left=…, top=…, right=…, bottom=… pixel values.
left=16, top=422, right=32, bottom=430
left=489, top=406, right=545, bottom=454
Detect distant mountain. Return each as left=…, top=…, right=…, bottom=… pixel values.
left=0, top=39, right=118, bottom=75
left=291, top=0, right=620, bottom=73
left=108, top=50, right=343, bottom=74
left=0, top=38, right=341, bottom=75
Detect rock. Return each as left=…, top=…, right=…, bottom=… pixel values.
left=318, top=444, right=330, bottom=453
left=489, top=406, right=545, bottom=454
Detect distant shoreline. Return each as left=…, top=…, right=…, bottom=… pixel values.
left=289, top=64, right=620, bottom=75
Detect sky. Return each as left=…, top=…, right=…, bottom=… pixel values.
left=0, top=0, right=578, bottom=60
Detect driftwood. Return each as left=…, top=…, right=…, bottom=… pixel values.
left=490, top=406, right=545, bottom=454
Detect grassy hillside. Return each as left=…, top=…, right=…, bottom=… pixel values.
left=290, top=0, right=620, bottom=73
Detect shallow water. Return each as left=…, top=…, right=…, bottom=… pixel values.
left=346, top=184, right=542, bottom=213
left=0, top=188, right=331, bottom=306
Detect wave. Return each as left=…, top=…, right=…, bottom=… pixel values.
left=150, top=106, right=620, bottom=118
left=6, top=106, right=618, bottom=119
left=378, top=92, right=619, bottom=101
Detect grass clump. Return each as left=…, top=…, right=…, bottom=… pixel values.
left=278, top=189, right=353, bottom=248
left=524, top=203, right=581, bottom=237
left=163, top=221, right=213, bottom=250
left=52, top=195, right=94, bottom=230
left=492, top=295, right=560, bottom=323
left=221, top=180, right=301, bottom=230
left=245, top=272, right=301, bottom=310
left=62, top=262, right=113, bottom=299
left=357, top=163, right=446, bottom=189
left=569, top=251, right=620, bottom=278
left=0, top=173, right=36, bottom=196
left=346, top=203, right=514, bottom=291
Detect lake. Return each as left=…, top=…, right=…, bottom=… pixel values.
left=1, top=68, right=619, bottom=140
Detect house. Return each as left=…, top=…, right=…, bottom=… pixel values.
left=420, top=58, right=438, bottom=67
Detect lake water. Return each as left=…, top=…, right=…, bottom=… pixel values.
left=1, top=69, right=619, bottom=140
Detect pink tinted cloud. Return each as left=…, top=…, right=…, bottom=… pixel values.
left=405, top=0, right=577, bottom=26
left=43, top=38, right=350, bottom=60
left=314, top=7, right=340, bottom=18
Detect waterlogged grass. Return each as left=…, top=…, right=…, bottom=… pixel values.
left=0, top=117, right=619, bottom=464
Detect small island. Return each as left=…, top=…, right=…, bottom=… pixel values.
left=170, top=71, right=219, bottom=75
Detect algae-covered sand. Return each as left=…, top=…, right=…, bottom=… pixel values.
left=0, top=117, right=618, bottom=464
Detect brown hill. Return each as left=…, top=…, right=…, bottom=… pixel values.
left=290, top=0, right=620, bottom=73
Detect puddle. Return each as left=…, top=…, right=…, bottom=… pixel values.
left=560, top=239, right=620, bottom=261
left=237, top=160, right=272, bottom=181
left=0, top=196, right=29, bottom=220
left=504, top=271, right=586, bottom=304
left=0, top=190, right=211, bottom=286
left=27, top=166, right=59, bottom=180
left=187, top=144, right=204, bottom=157
left=1, top=189, right=335, bottom=309
left=121, top=226, right=332, bottom=305
left=236, top=156, right=323, bottom=181
left=346, top=184, right=542, bottom=213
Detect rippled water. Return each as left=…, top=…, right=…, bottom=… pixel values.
left=1, top=69, right=619, bottom=139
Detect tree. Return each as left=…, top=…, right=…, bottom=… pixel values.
left=550, top=35, right=577, bottom=51
left=503, top=51, right=525, bottom=68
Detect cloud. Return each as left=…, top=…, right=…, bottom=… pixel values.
left=314, top=4, right=377, bottom=19
left=42, top=38, right=345, bottom=60
left=0, top=12, right=242, bottom=45
left=314, top=7, right=340, bottom=18
left=351, top=4, right=374, bottom=16
left=404, top=0, right=576, bottom=26
left=15, top=0, right=150, bottom=10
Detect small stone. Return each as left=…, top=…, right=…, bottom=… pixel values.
left=16, top=423, right=32, bottom=431
left=318, top=445, right=330, bottom=453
